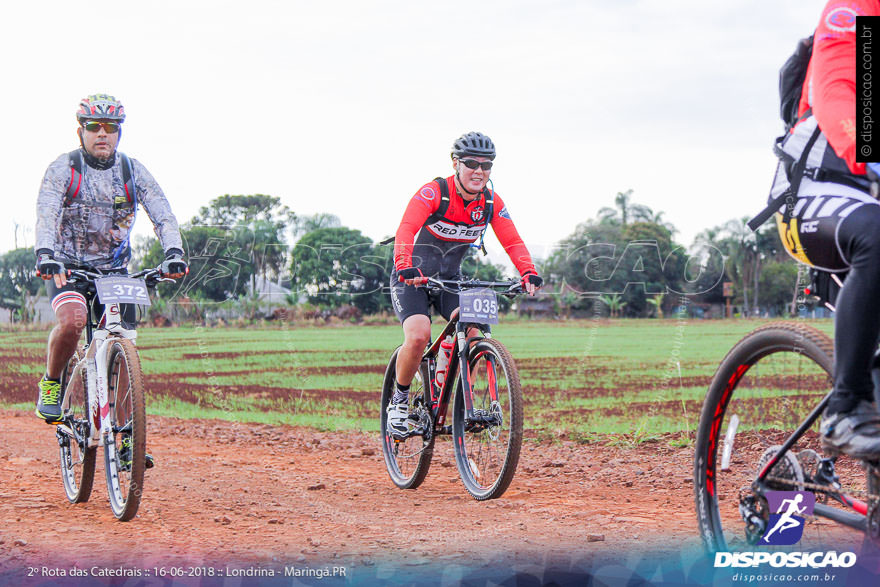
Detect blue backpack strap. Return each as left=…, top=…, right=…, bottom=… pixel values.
left=63, top=150, right=84, bottom=206
left=110, top=153, right=138, bottom=266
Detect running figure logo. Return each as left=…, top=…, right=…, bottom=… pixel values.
left=762, top=491, right=816, bottom=546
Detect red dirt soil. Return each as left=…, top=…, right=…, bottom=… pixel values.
left=0, top=408, right=702, bottom=575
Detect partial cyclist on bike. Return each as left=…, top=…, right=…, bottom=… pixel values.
left=386, top=131, right=542, bottom=439
left=761, top=2, right=880, bottom=459
left=34, top=94, right=187, bottom=426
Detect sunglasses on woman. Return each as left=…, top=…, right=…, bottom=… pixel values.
left=458, top=158, right=493, bottom=171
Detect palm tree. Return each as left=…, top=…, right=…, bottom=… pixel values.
left=646, top=293, right=664, bottom=318
left=721, top=218, right=757, bottom=316
left=648, top=210, right=677, bottom=235
left=600, top=293, right=627, bottom=318
left=598, top=189, right=636, bottom=226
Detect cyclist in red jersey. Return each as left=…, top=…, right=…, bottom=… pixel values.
left=769, top=1, right=880, bottom=458
left=386, top=132, right=542, bottom=438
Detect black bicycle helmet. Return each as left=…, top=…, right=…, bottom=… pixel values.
left=451, top=131, right=496, bottom=160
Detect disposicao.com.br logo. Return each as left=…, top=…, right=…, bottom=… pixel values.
left=714, top=491, right=857, bottom=569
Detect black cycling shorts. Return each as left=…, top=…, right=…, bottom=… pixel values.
left=389, top=273, right=459, bottom=323
left=775, top=190, right=880, bottom=272
left=46, top=279, right=137, bottom=330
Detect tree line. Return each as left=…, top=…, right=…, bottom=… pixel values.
left=0, top=190, right=809, bottom=322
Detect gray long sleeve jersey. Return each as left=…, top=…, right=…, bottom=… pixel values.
left=35, top=150, right=183, bottom=269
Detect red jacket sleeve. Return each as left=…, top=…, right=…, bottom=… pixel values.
left=394, top=181, right=440, bottom=271
left=808, top=1, right=875, bottom=175
left=489, top=193, right=536, bottom=277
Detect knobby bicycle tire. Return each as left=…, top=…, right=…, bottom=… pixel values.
left=694, top=321, right=872, bottom=553
left=452, top=338, right=523, bottom=500
left=103, top=338, right=146, bottom=521
left=380, top=347, right=435, bottom=489
left=60, top=350, right=96, bottom=503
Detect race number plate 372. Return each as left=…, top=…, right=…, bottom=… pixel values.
left=95, top=277, right=151, bottom=306
left=459, top=289, right=498, bottom=324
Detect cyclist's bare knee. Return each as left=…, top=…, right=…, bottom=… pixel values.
left=402, top=314, right=430, bottom=349
left=55, top=303, right=87, bottom=340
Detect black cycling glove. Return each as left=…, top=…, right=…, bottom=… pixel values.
left=35, top=249, right=65, bottom=279
left=397, top=267, right=424, bottom=282
left=521, top=272, right=543, bottom=289
left=160, top=249, right=188, bottom=277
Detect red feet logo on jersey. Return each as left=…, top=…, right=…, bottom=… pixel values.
left=470, top=206, right=485, bottom=223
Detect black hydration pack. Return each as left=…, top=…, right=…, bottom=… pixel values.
left=779, top=35, right=814, bottom=132
left=747, top=35, right=817, bottom=232
left=381, top=177, right=495, bottom=254
left=425, top=177, right=494, bottom=224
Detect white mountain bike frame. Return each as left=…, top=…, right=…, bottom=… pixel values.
left=58, top=302, right=134, bottom=462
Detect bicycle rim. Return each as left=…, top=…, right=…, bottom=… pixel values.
left=60, top=351, right=96, bottom=503
left=103, top=339, right=146, bottom=521
left=380, top=348, right=434, bottom=489
left=452, top=338, right=523, bottom=500
left=694, top=322, right=870, bottom=554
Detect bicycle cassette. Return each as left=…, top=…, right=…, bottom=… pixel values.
left=758, top=445, right=805, bottom=491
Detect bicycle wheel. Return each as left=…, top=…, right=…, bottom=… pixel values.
left=102, top=338, right=146, bottom=521
left=694, top=322, right=872, bottom=553
left=59, top=350, right=96, bottom=503
left=380, top=347, right=435, bottom=489
left=452, top=338, right=523, bottom=500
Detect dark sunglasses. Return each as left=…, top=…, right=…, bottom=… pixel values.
left=82, top=121, right=120, bottom=133
left=458, top=158, right=493, bottom=171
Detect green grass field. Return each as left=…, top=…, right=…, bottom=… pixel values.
left=0, top=318, right=834, bottom=443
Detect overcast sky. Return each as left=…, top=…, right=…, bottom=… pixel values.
left=1, top=0, right=828, bottom=270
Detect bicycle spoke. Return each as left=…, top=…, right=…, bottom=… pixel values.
left=103, top=339, right=146, bottom=521
left=695, top=323, right=873, bottom=554
left=381, top=353, right=435, bottom=489
left=59, top=350, right=96, bottom=504
left=453, top=339, right=522, bottom=500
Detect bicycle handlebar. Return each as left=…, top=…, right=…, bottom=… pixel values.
left=420, top=277, right=524, bottom=296
left=65, top=267, right=177, bottom=287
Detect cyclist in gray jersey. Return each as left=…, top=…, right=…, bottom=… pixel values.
left=34, top=94, right=187, bottom=423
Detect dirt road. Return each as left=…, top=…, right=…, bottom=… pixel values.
left=0, top=408, right=705, bottom=582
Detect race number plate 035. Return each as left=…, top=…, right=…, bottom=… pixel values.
left=459, top=289, right=498, bottom=325
left=96, top=277, right=151, bottom=306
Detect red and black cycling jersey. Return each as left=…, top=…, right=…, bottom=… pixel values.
left=393, top=176, right=536, bottom=279
left=795, top=0, right=877, bottom=176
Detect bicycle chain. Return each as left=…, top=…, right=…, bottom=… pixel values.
left=766, top=475, right=880, bottom=502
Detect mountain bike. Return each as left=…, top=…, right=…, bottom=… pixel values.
left=56, top=266, right=175, bottom=521
left=380, top=277, right=525, bottom=500
left=694, top=321, right=880, bottom=553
